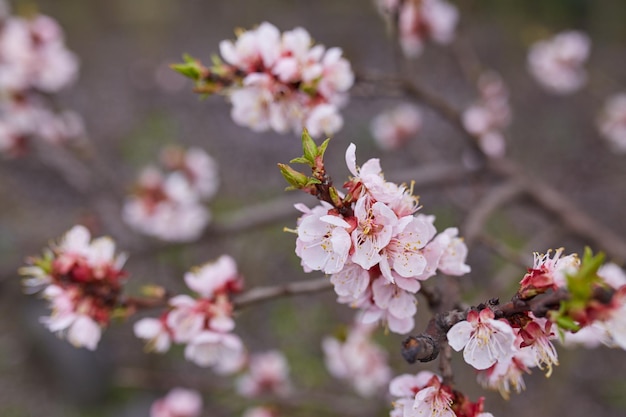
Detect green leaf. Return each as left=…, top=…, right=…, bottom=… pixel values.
left=317, top=138, right=330, bottom=158
left=301, top=129, right=318, bottom=165
left=170, top=63, right=200, bottom=80
left=289, top=157, right=311, bottom=165
left=278, top=163, right=309, bottom=189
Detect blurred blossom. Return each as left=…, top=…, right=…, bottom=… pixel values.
left=150, top=388, right=203, bottom=417
left=597, top=93, right=626, bottom=153
left=322, top=323, right=391, bottom=396
left=236, top=350, right=292, bottom=398
left=370, top=103, right=422, bottom=150
left=242, top=407, right=277, bottom=417
left=123, top=146, right=218, bottom=242
left=462, top=72, right=511, bottom=158
left=527, top=31, right=590, bottom=94
left=376, top=0, right=459, bottom=58
left=0, top=10, right=82, bottom=157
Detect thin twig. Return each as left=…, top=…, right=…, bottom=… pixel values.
left=233, top=276, right=332, bottom=309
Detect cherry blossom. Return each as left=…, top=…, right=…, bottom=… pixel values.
left=150, top=388, right=203, bottom=417
left=597, top=93, right=626, bottom=153
left=447, top=309, right=517, bottom=370
left=370, top=103, right=422, bottom=150
left=134, top=255, right=246, bottom=370
left=179, top=22, right=353, bottom=136
left=123, top=146, right=218, bottom=242
left=290, top=143, right=470, bottom=334
left=19, top=225, right=127, bottom=350
left=242, top=407, right=277, bottom=417
left=236, top=350, right=292, bottom=398
left=519, top=248, right=579, bottom=298
left=527, top=31, right=590, bottom=94
left=322, top=323, right=391, bottom=396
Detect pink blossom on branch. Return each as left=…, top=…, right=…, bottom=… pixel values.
left=176, top=22, right=354, bottom=137
left=370, top=103, right=422, bottom=150
left=236, top=350, right=292, bottom=398
left=288, top=141, right=470, bottom=334
left=134, top=255, right=246, bottom=371
left=19, top=225, right=127, bottom=350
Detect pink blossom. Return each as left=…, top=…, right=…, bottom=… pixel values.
left=184, top=255, right=240, bottom=298
left=379, top=215, right=436, bottom=283
left=322, top=323, right=391, bottom=396
left=351, top=197, right=398, bottom=270
left=432, top=227, right=471, bottom=276
left=371, top=104, right=422, bottom=150
left=447, top=309, right=517, bottom=370
left=215, top=22, right=353, bottom=136
left=184, top=331, right=245, bottom=369
left=527, top=31, right=590, bottom=94
left=597, top=93, right=626, bottom=153
left=330, top=261, right=371, bottom=299
left=236, top=350, right=292, bottom=397
left=295, top=206, right=352, bottom=274
left=519, top=248, right=579, bottom=296
left=150, top=388, right=202, bottom=417
left=396, top=0, right=459, bottom=58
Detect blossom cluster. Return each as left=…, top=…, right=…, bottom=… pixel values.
left=446, top=248, right=626, bottom=399
left=291, top=142, right=470, bottom=333
left=376, top=0, right=459, bottom=58
left=597, top=92, right=626, bottom=153
left=123, top=145, right=218, bottom=242
left=370, top=103, right=422, bottom=151
left=0, top=8, right=83, bottom=156
left=134, top=255, right=246, bottom=370
left=389, top=371, right=494, bottom=417
left=527, top=30, right=591, bottom=95
left=175, top=22, right=354, bottom=137
left=322, top=322, right=391, bottom=396
left=462, top=72, right=511, bottom=158
left=19, top=225, right=127, bottom=350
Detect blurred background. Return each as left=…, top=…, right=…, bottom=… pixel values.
left=0, top=0, right=625, bottom=416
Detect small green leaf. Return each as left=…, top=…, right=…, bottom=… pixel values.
left=317, top=138, right=330, bottom=158
left=278, top=163, right=309, bottom=189
left=301, top=129, right=318, bottom=164
left=289, top=157, right=311, bottom=165
left=171, top=63, right=200, bottom=80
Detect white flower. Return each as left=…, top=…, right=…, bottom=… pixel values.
left=330, top=261, right=370, bottom=299
left=67, top=315, right=101, bottom=350
left=447, top=309, right=517, bottom=370
left=296, top=209, right=352, bottom=274
left=433, top=228, right=471, bottom=276
left=527, top=31, right=590, bottom=94
left=351, top=197, right=398, bottom=270
left=379, top=215, right=436, bottom=283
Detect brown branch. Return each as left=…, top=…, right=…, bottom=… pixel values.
left=233, top=276, right=332, bottom=309
left=357, top=73, right=626, bottom=264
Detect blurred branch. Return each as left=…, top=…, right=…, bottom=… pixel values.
left=463, top=180, right=525, bottom=246
left=357, top=72, right=626, bottom=263
left=233, top=276, right=332, bottom=309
